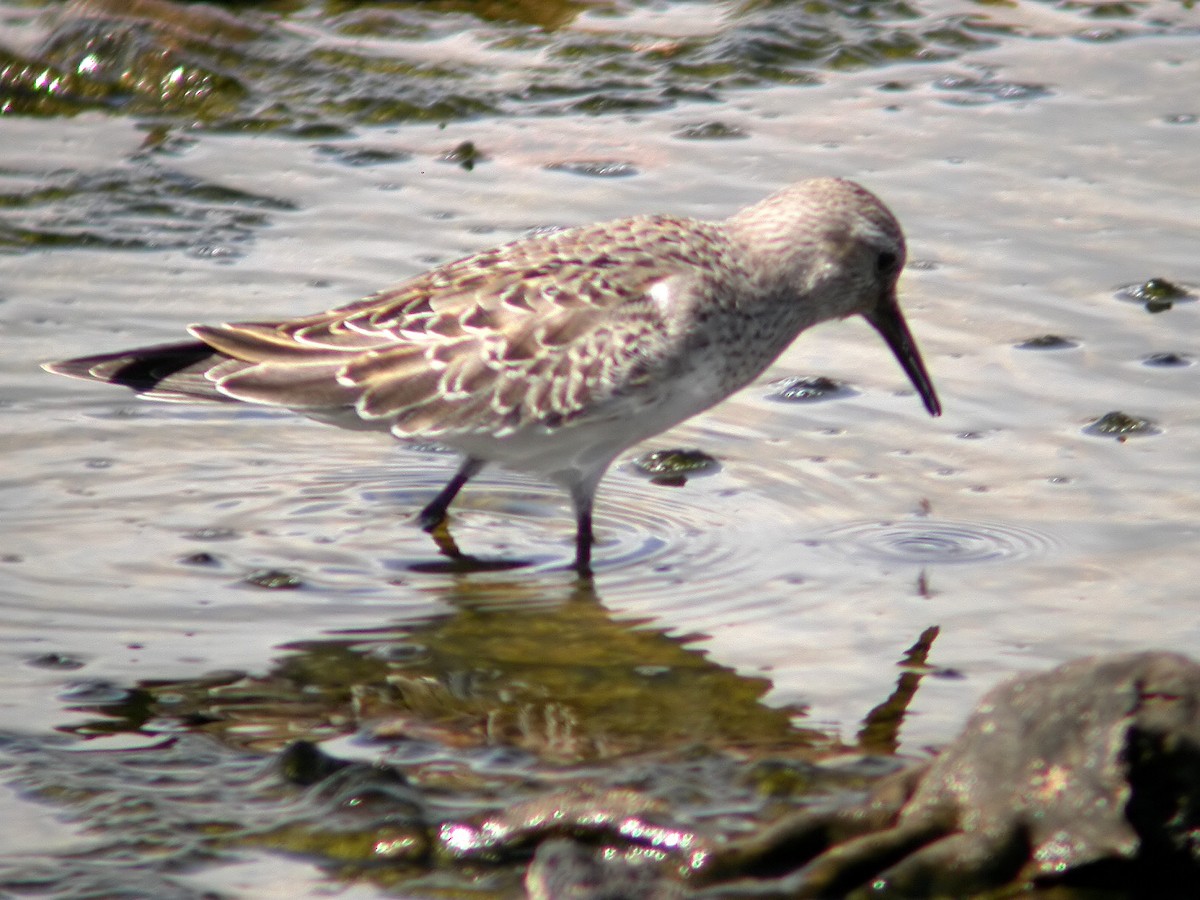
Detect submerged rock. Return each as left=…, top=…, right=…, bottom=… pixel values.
left=428, top=653, right=1200, bottom=896
left=4, top=0, right=252, bottom=118
left=439, top=140, right=487, bottom=170
left=698, top=652, right=1200, bottom=898
left=1084, top=410, right=1157, bottom=438
left=673, top=121, right=747, bottom=140
left=767, top=375, right=853, bottom=402
left=630, top=449, right=720, bottom=486
left=527, top=839, right=684, bottom=900
left=1116, top=277, right=1196, bottom=313
left=1143, top=352, right=1192, bottom=368
left=242, top=568, right=304, bottom=590
left=1014, top=334, right=1078, bottom=350
left=544, top=160, right=639, bottom=178
left=415, top=653, right=1200, bottom=897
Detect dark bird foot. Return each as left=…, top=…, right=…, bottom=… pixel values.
left=410, top=513, right=528, bottom=574
left=424, top=515, right=464, bottom=559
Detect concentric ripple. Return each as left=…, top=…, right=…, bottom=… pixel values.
left=310, top=449, right=812, bottom=611
left=818, top=519, right=1057, bottom=565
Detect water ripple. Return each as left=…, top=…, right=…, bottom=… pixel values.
left=334, top=457, right=801, bottom=606
left=816, top=519, right=1058, bottom=565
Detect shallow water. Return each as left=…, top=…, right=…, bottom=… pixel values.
left=2, top=0, right=1199, bottom=894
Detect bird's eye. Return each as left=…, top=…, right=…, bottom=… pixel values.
left=875, top=250, right=899, bottom=275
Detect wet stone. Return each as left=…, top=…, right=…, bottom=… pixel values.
left=439, top=790, right=698, bottom=865
left=1077, top=26, right=1128, bottom=41
left=290, top=122, right=353, bottom=139
left=544, top=160, right=639, bottom=178
left=15, top=9, right=250, bottom=119
left=935, top=73, right=1051, bottom=104
left=59, top=679, right=131, bottom=705
left=439, top=140, right=486, bottom=170
left=0, top=0, right=1155, bottom=135
left=134, top=125, right=200, bottom=157
left=695, top=652, right=1200, bottom=897
left=314, top=144, right=412, bottom=167
left=406, top=441, right=456, bottom=455
left=1084, top=410, right=1157, bottom=438
left=0, top=164, right=294, bottom=257
left=242, top=568, right=305, bottom=590
left=673, top=121, right=748, bottom=140
left=278, top=740, right=352, bottom=787
left=1079, top=2, right=1143, bottom=18
left=740, top=759, right=816, bottom=798
left=1142, top=352, right=1192, bottom=368
left=630, top=449, right=720, bottom=486
left=767, top=375, right=853, bottom=402
left=1015, top=334, right=1078, bottom=350
left=1116, top=277, right=1196, bottom=313
left=187, top=527, right=239, bottom=541
left=26, top=652, right=86, bottom=671
left=526, top=839, right=683, bottom=900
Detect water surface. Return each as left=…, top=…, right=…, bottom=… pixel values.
left=1, top=0, right=1199, bottom=894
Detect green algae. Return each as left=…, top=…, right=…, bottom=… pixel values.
left=631, top=449, right=720, bottom=486
left=1084, top=410, right=1157, bottom=438
left=0, top=0, right=1074, bottom=133
left=1116, top=277, right=1196, bottom=314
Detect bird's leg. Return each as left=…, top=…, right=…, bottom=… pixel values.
left=569, top=480, right=597, bottom=577
left=574, top=511, right=594, bottom=576
left=418, top=456, right=484, bottom=532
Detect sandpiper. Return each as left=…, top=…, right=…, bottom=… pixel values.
left=46, top=178, right=941, bottom=574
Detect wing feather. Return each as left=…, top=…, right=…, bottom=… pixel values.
left=217, top=362, right=356, bottom=407
left=149, top=214, right=735, bottom=433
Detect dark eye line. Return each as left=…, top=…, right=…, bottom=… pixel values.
left=875, top=249, right=899, bottom=274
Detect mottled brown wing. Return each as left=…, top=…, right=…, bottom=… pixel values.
left=199, top=215, right=724, bottom=437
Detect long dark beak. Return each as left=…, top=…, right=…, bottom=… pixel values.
left=865, top=294, right=941, bottom=417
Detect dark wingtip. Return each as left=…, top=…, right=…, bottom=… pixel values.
left=42, top=354, right=132, bottom=384
left=42, top=341, right=225, bottom=400
left=44, top=341, right=213, bottom=389
left=42, top=357, right=89, bottom=379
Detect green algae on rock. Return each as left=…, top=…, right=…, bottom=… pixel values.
left=631, top=449, right=720, bottom=486
left=1083, top=410, right=1157, bottom=438
left=242, top=568, right=305, bottom=590
left=1116, top=277, right=1196, bottom=314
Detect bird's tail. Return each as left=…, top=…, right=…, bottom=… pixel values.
left=43, top=341, right=236, bottom=403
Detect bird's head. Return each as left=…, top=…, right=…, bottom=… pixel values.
left=729, top=178, right=941, bottom=417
